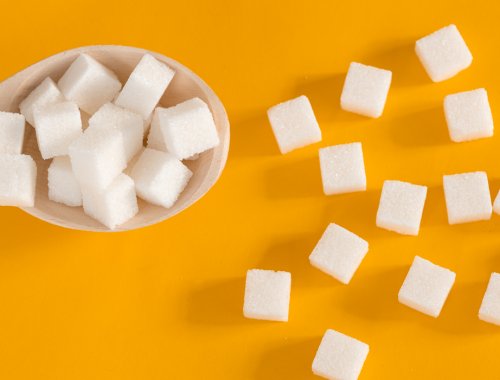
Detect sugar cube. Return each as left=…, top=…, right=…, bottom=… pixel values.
left=130, top=148, right=192, bottom=208
left=58, top=54, right=122, bottom=114
left=319, top=142, right=366, bottom=195
left=309, top=223, right=369, bottom=284
left=267, top=95, right=321, bottom=154
left=493, top=190, right=500, bottom=215
left=340, top=62, right=392, bottom=118
left=243, top=269, right=291, bottom=322
left=48, top=156, right=82, bottom=207
left=376, top=180, right=428, bottom=236
left=444, top=88, right=493, bottom=142
left=398, top=256, right=456, bottom=317
left=82, top=173, right=138, bottom=230
left=147, top=108, right=168, bottom=151
left=88, top=103, right=144, bottom=162
left=68, top=127, right=127, bottom=191
left=443, top=171, right=492, bottom=224
left=19, top=77, right=64, bottom=126
left=312, top=329, right=369, bottom=380
left=0, top=154, right=36, bottom=207
left=479, top=273, right=500, bottom=326
left=0, top=112, right=25, bottom=154
left=33, top=101, right=82, bottom=159
left=415, top=24, right=473, bottom=82
left=157, top=98, right=220, bottom=160
left=115, top=54, right=175, bottom=120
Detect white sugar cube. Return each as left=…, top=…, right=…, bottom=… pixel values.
left=58, top=54, right=122, bottom=114
left=157, top=98, right=220, bottom=160
left=33, top=101, right=82, bottom=159
left=147, top=108, right=168, bottom=151
left=415, top=24, right=473, bottom=82
left=0, top=154, right=36, bottom=207
left=376, top=180, right=428, bottom=236
left=444, top=88, right=493, bottom=142
left=312, top=329, right=369, bottom=380
left=319, top=142, right=366, bottom=195
left=82, top=173, right=138, bottom=230
left=443, top=171, right=492, bottom=224
left=115, top=54, right=175, bottom=120
left=88, top=103, right=144, bottom=162
left=479, top=273, right=500, bottom=326
left=493, top=190, right=500, bottom=215
left=19, top=77, right=64, bottom=126
left=0, top=112, right=25, bottom=154
left=340, top=62, right=392, bottom=118
left=130, top=148, right=192, bottom=208
left=48, top=156, right=82, bottom=207
left=309, top=223, right=369, bottom=284
left=398, top=256, right=456, bottom=318
left=267, top=95, right=321, bottom=154
left=68, top=127, right=127, bottom=191
left=243, top=269, right=291, bottom=322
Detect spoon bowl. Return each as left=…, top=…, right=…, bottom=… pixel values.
left=0, top=45, right=230, bottom=232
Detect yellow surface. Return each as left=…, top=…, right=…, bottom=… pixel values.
left=1, top=0, right=500, bottom=378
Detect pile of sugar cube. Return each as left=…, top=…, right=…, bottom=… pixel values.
left=244, top=24, right=500, bottom=379
left=0, top=53, right=220, bottom=229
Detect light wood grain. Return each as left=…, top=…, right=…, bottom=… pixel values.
left=0, top=45, right=230, bottom=232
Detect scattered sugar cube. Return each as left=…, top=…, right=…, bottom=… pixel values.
left=115, top=54, right=175, bottom=120
left=415, top=24, right=473, bottom=82
left=267, top=95, right=321, bottom=154
left=319, top=142, right=366, bottom=195
left=0, top=154, right=36, bottom=207
left=157, top=98, right=220, bottom=160
left=443, top=171, right=492, bottom=224
left=0, top=112, right=25, bottom=154
left=312, top=329, right=369, bottom=380
left=376, top=180, right=428, bottom=236
left=68, top=127, right=127, bottom=191
left=88, top=103, right=143, bottom=162
left=33, top=101, right=82, bottom=159
left=479, top=273, right=500, bottom=326
left=309, top=223, right=369, bottom=284
left=147, top=107, right=168, bottom=151
left=444, top=88, right=493, bottom=142
left=340, top=62, right=392, bottom=118
left=243, top=269, right=291, bottom=322
left=48, top=156, right=82, bottom=207
left=398, top=256, right=456, bottom=317
left=19, top=77, right=64, bottom=126
left=58, top=54, right=122, bottom=114
left=130, top=148, right=192, bottom=208
left=82, top=173, right=138, bottom=230
left=493, top=190, right=500, bottom=215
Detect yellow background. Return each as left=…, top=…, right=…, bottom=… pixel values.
left=1, top=0, right=500, bottom=378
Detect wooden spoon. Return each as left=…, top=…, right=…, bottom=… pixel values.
left=0, top=45, right=230, bottom=232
